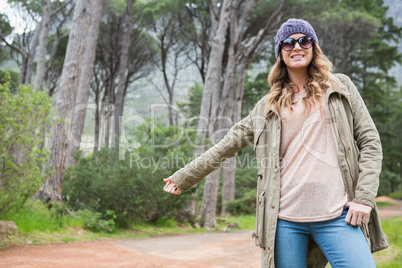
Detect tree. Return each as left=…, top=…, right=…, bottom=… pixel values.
left=0, top=0, right=73, bottom=85
left=33, top=0, right=74, bottom=92
left=33, top=0, right=51, bottom=90
left=114, top=0, right=135, bottom=143
left=195, top=0, right=232, bottom=228
left=181, top=0, right=212, bottom=83
left=65, top=0, right=105, bottom=167
left=37, top=0, right=104, bottom=201
left=45, top=5, right=74, bottom=96
left=91, top=2, right=158, bottom=151
left=143, top=0, right=193, bottom=126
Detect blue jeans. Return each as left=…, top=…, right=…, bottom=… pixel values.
left=274, top=207, right=375, bottom=268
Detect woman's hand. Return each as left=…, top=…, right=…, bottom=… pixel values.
left=344, top=201, right=372, bottom=226
left=163, top=177, right=181, bottom=195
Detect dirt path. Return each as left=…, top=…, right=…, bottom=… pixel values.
left=0, top=231, right=261, bottom=268
left=1, top=200, right=401, bottom=268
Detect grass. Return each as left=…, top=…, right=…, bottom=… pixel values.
left=376, top=202, right=395, bottom=207
left=374, top=216, right=402, bottom=267
left=0, top=201, right=210, bottom=248
left=0, top=201, right=84, bottom=234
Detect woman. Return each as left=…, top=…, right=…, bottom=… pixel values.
left=163, top=18, right=388, bottom=268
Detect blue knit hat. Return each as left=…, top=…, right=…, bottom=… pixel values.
left=275, top=18, right=319, bottom=59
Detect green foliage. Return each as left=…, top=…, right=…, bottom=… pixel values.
left=0, top=69, right=20, bottom=91
left=225, top=190, right=256, bottom=215
left=177, top=82, right=203, bottom=126
left=243, top=71, right=270, bottom=117
left=63, top=121, right=197, bottom=227
left=7, top=0, right=42, bottom=15
left=0, top=13, right=13, bottom=36
left=389, top=191, right=402, bottom=200
left=77, top=209, right=116, bottom=233
left=225, top=166, right=258, bottom=215
left=0, top=81, right=52, bottom=215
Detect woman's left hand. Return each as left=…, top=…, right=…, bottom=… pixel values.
left=344, top=201, right=372, bottom=226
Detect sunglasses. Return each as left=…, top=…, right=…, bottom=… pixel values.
left=281, top=36, right=314, bottom=51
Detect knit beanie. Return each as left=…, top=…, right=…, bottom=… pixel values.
left=275, top=18, right=319, bottom=59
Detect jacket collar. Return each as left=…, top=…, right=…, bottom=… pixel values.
left=326, top=74, right=352, bottom=101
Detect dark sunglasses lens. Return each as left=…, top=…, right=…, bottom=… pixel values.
left=299, top=37, right=312, bottom=49
left=282, top=39, right=295, bottom=51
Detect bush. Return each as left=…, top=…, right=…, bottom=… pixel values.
left=225, top=190, right=257, bottom=215
left=225, top=166, right=258, bottom=215
left=0, top=81, right=52, bottom=215
left=0, top=70, right=20, bottom=92
left=63, top=121, right=196, bottom=227
left=77, top=209, right=116, bottom=233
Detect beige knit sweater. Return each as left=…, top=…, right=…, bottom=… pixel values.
left=278, top=90, right=348, bottom=222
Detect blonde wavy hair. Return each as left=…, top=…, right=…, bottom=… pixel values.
left=265, top=43, right=334, bottom=117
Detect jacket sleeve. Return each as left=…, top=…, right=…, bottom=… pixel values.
left=341, top=74, right=382, bottom=209
left=171, top=110, right=256, bottom=191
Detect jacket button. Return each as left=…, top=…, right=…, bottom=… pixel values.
left=267, top=247, right=270, bottom=251
left=272, top=205, right=275, bottom=209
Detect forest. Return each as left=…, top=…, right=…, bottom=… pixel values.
left=0, top=0, right=401, bottom=231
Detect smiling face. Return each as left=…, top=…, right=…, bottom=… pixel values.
left=280, top=33, right=313, bottom=72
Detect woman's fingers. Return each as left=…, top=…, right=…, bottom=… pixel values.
left=162, top=178, right=181, bottom=195
left=163, top=180, right=171, bottom=190
left=344, top=202, right=372, bottom=226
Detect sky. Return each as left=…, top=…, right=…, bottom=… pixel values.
left=0, top=0, right=37, bottom=34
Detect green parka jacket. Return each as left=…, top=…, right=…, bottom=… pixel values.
left=171, top=73, right=388, bottom=267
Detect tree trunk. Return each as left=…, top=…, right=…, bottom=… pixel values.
left=19, top=54, right=28, bottom=85
left=24, top=22, right=42, bottom=85
left=200, top=168, right=221, bottom=228
left=33, top=0, right=51, bottom=90
left=114, top=0, right=135, bottom=144
left=221, top=157, right=236, bottom=216
left=37, top=0, right=101, bottom=201
left=197, top=0, right=232, bottom=228
left=195, top=0, right=231, bottom=146
left=94, top=94, right=101, bottom=153
left=65, top=0, right=104, bottom=167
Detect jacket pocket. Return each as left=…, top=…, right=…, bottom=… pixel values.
left=254, top=189, right=266, bottom=248
left=253, top=129, right=264, bottom=151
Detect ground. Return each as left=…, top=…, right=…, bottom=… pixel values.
left=0, top=198, right=401, bottom=268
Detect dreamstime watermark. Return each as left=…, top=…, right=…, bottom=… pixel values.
left=63, top=102, right=348, bottom=169
left=64, top=103, right=257, bottom=159
left=128, top=151, right=281, bottom=174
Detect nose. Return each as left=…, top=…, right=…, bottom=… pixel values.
left=293, top=42, right=302, bottom=50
